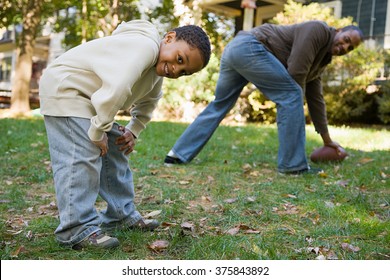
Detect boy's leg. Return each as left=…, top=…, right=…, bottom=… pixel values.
left=98, top=123, right=143, bottom=229
left=169, top=37, right=248, bottom=163
left=44, top=116, right=102, bottom=247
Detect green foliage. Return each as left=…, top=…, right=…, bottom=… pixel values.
left=54, top=0, right=142, bottom=48
left=375, top=81, right=390, bottom=124
left=202, top=12, right=235, bottom=56
left=272, top=0, right=353, bottom=27
left=322, top=46, right=384, bottom=124
left=0, top=0, right=77, bottom=43
left=246, top=89, right=277, bottom=123
left=146, top=0, right=179, bottom=29
left=160, top=53, right=220, bottom=119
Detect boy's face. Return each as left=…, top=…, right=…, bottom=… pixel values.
left=156, top=31, right=204, bottom=79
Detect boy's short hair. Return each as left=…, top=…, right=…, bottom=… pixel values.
left=171, top=25, right=211, bottom=68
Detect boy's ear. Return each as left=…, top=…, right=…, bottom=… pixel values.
left=164, top=31, right=177, bottom=43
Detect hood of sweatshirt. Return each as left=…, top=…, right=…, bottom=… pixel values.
left=112, top=20, right=161, bottom=45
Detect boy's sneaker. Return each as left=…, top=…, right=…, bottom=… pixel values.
left=72, top=231, right=119, bottom=250
left=279, top=166, right=324, bottom=176
left=164, top=155, right=184, bottom=166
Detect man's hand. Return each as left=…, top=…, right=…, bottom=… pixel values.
left=241, top=0, right=257, bottom=9
left=92, top=133, right=108, bottom=156
left=115, top=126, right=136, bottom=155
left=321, top=132, right=344, bottom=155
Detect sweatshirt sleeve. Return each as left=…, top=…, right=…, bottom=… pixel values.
left=125, top=78, right=163, bottom=138
left=305, top=78, right=328, bottom=134
left=87, top=37, right=159, bottom=141
left=287, top=22, right=330, bottom=90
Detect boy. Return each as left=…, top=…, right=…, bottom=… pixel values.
left=39, top=20, right=211, bottom=249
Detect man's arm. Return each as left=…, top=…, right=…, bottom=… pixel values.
left=306, top=78, right=343, bottom=152
left=287, top=21, right=331, bottom=90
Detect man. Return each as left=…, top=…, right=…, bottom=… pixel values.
left=164, top=20, right=363, bottom=174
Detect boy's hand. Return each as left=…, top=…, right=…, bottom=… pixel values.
left=92, top=133, right=108, bottom=157
left=116, top=126, right=136, bottom=155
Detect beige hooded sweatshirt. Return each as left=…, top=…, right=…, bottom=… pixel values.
left=39, top=20, right=163, bottom=141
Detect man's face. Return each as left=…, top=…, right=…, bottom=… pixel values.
left=331, top=29, right=362, bottom=56
left=156, top=31, right=204, bottom=79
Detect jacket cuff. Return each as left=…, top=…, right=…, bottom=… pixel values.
left=125, top=118, right=146, bottom=138
left=88, top=126, right=104, bottom=142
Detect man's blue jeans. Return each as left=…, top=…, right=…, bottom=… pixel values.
left=44, top=116, right=142, bottom=246
left=171, top=32, right=308, bottom=173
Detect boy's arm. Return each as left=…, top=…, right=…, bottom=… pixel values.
left=125, top=78, right=164, bottom=138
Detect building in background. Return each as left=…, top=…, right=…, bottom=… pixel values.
left=0, top=25, right=64, bottom=108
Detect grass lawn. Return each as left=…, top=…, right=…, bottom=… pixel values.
left=0, top=116, right=389, bottom=260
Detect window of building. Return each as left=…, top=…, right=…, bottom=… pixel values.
left=0, top=57, right=12, bottom=83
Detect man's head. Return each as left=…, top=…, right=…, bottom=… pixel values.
left=155, top=25, right=211, bottom=79
left=331, top=25, right=363, bottom=56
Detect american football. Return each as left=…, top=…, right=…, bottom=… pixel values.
left=310, top=146, right=348, bottom=163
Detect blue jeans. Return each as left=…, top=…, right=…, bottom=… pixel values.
left=172, top=32, right=308, bottom=172
left=44, top=116, right=142, bottom=246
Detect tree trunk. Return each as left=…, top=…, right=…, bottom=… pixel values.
left=10, top=0, right=43, bottom=115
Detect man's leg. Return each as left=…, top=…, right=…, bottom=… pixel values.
left=167, top=37, right=249, bottom=163
left=234, top=35, right=308, bottom=172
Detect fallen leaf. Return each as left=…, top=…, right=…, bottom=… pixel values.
left=341, top=243, right=360, bottom=252
left=326, top=250, right=339, bottom=260
left=380, top=171, right=388, bottom=179
left=224, top=198, right=237, bottom=204
left=242, top=163, right=252, bottom=173
left=181, top=222, right=195, bottom=232
left=308, top=246, right=320, bottom=255
left=336, top=180, right=350, bottom=187
left=207, top=176, right=215, bottom=183
left=249, top=170, right=260, bottom=177
left=243, top=229, right=260, bottom=234
left=25, top=230, right=33, bottom=240
left=325, top=201, right=335, bottom=208
left=161, top=222, right=177, bottom=227
left=179, top=180, right=191, bottom=185
left=10, top=245, right=25, bottom=258
left=282, top=194, right=297, bottom=199
left=318, top=171, right=328, bottom=178
left=150, top=169, right=159, bottom=175
left=358, top=158, right=374, bottom=164
left=148, top=240, right=169, bottom=252
left=305, top=236, right=314, bottom=244
left=226, top=227, right=240, bottom=235
left=144, top=210, right=162, bottom=218
left=157, top=174, right=175, bottom=179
